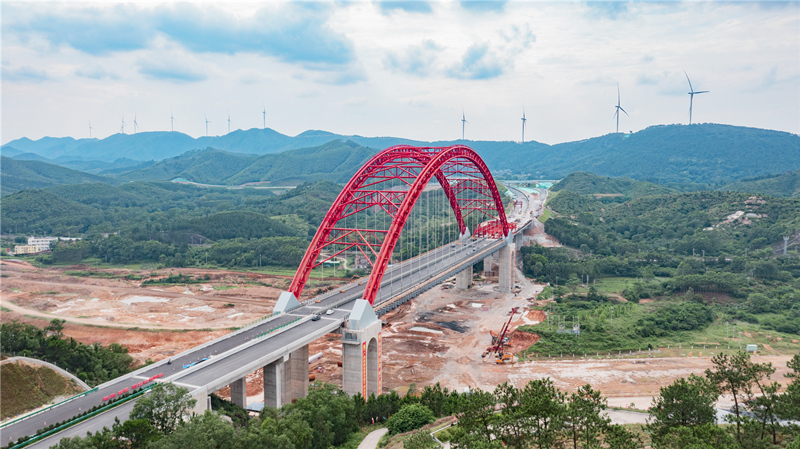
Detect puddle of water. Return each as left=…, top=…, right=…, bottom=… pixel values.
left=187, top=305, right=215, bottom=313
left=410, top=327, right=444, bottom=334
left=121, top=296, right=170, bottom=305
left=470, top=303, right=483, bottom=308
left=228, top=313, right=244, bottom=318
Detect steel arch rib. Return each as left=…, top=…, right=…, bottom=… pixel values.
left=289, top=145, right=508, bottom=304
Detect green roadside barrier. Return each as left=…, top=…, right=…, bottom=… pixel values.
left=7, top=385, right=153, bottom=449
left=0, top=387, right=99, bottom=429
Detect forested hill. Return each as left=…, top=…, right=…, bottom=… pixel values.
left=0, top=156, right=113, bottom=196
left=546, top=179, right=800, bottom=256
left=4, top=124, right=799, bottom=186
left=719, top=170, right=800, bottom=199
left=116, top=140, right=377, bottom=185
left=550, top=172, right=673, bottom=198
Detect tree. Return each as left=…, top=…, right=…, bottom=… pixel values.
left=779, top=354, right=800, bottom=421
left=403, top=429, right=438, bottom=449
left=648, top=374, right=719, bottom=439
left=130, top=382, right=197, bottom=435
left=113, top=417, right=161, bottom=448
left=604, top=424, right=641, bottom=449
left=454, top=389, right=496, bottom=442
left=706, top=352, right=752, bottom=439
left=494, top=380, right=565, bottom=449
left=386, top=403, right=435, bottom=435
left=564, top=384, right=609, bottom=449
left=651, top=423, right=738, bottom=449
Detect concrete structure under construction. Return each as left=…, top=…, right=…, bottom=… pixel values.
left=341, top=300, right=382, bottom=398
left=456, top=264, right=473, bottom=289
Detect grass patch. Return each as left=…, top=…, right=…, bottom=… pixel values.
left=336, top=424, right=385, bottom=449
left=0, top=361, right=84, bottom=419
left=213, top=285, right=239, bottom=291
left=520, top=299, right=800, bottom=358
left=539, top=208, right=552, bottom=223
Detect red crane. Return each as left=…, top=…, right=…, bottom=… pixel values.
left=482, top=307, right=519, bottom=363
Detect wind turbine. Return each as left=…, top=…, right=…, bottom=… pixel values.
left=461, top=109, right=468, bottom=140
left=262, top=106, right=266, bottom=129
left=133, top=114, right=139, bottom=134
left=521, top=107, right=527, bottom=143
left=613, top=83, right=628, bottom=133
left=205, top=115, right=211, bottom=137
left=89, top=121, right=92, bottom=138
left=227, top=114, right=231, bottom=134
left=170, top=110, right=176, bottom=132
left=120, top=116, right=125, bottom=134
left=685, top=71, right=708, bottom=125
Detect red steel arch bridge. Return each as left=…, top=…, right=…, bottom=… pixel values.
left=288, top=144, right=515, bottom=307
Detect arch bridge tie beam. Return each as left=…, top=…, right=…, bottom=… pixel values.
left=289, top=145, right=510, bottom=306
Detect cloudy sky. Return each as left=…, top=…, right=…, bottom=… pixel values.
left=2, top=1, right=799, bottom=145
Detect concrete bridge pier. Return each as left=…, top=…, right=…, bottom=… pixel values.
left=342, top=300, right=382, bottom=398
left=483, top=254, right=494, bottom=277
left=262, top=344, right=309, bottom=408
left=498, top=241, right=515, bottom=293
left=230, top=377, right=248, bottom=409
left=263, top=355, right=288, bottom=408
left=455, top=265, right=473, bottom=289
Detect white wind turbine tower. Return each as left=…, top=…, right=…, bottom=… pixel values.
left=120, top=116, right=125, bottom=134
left=262, top=106, right=266, bottom=129
left=613, top=83, right=629, bottom=133
left=133, top=114, right=139, bottom=134
left=171, top=110, right=176, bottom=132
left=228, top=114, right=231, bottom=134
left=685, top=71, right=709, bottom=125
left=461, top=109, right=468, bottom=140
left=205, top=115, right=211, bottom=137
left=521, top=107, right=527, bottom=143
left=89, top=121, right=92, bottom=138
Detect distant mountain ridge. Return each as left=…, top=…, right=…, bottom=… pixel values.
left=116, top=140, right=376, bottom=185
left=3, top=123, right=799, bottom=186
left=0, top=156, right=113, bottom=196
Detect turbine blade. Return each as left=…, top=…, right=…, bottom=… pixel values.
left=696, top=91, right=709, bottom=94
left=684, top=71, right=693, bottom=91
left=620, top=107, right=629, bottom=117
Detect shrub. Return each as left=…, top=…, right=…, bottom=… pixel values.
left=386, top=404, right=435, bottom=435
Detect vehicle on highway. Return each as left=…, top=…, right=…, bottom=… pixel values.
left=326, top=309, right=335, bottom=315
left=182, top=357, right=209, bottom=369
left=311, top=315, right=321, bottom=321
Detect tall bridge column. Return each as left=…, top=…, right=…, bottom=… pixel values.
left=483, top=254, right=494, bottom=278
left=455, top=264, right=473, bottom=289
left=264, top=356, right=288, bottom=408
left=342, top=300, right=382, bottom=398
left=287, top=345, right=309, bottom=403
left=498, top=241, right=515, bottom=293
left=230, top=377, right=247, bottom=409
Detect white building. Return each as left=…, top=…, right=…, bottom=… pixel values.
left=27, top=236, right=80, bottom=252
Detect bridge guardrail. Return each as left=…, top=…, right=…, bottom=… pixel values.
left=0, top=388, right=99, bottom=429
left=7, top=385, right=154, bottom=449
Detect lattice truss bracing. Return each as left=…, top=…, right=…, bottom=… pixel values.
left=289, top=145, right=509, bottom=304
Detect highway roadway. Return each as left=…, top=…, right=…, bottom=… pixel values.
left=10, top=235, right=508, bottom=449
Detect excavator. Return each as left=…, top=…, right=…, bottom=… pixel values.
left=482, top=307, right=519, bottom=364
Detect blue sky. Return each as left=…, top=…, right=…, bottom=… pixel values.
left=2, top=1, right=798, bottom=145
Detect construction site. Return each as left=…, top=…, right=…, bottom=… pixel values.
left=3, top=244, right=793, bottom=415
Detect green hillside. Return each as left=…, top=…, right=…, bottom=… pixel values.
left=550, top=172, right=673, bottom=198
left=0, top=361, right=84, bottom=419
left=116, top=149, right=258, bottom=183
left=116, top=140, right=377, bottom=185
left=719, top=169, right=800, bottom=198
left=0, top=156, right=112, bottom=196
